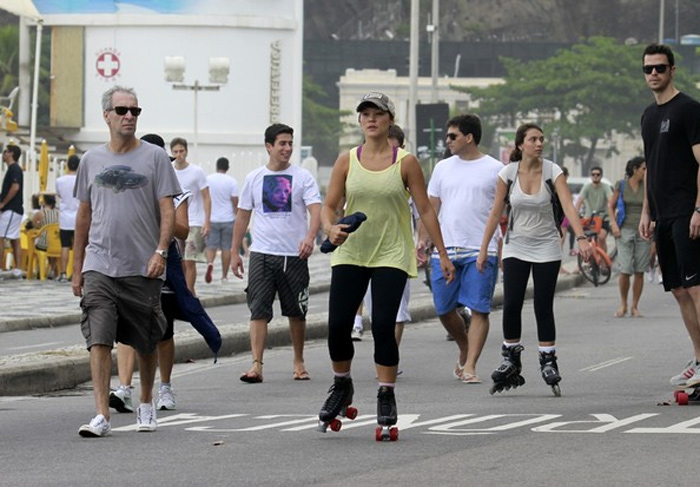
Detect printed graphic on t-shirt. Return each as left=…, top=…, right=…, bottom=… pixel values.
left=262, top=174, right=292, bottom=213
left=94, top=165, right=148, bottom=193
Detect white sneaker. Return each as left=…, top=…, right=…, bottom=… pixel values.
left=78, top=414, right=112, bottom=437
left=109, top=385, right=133, bottom=413
left=351, top=328, right=363, bottom=341
left=157, top=384, right=176, bottom=410
left=670, top=359, right=699, bottom=387
left=685, top=362, right=700, bottom=388
left=136, top=403, right=157, bottom=432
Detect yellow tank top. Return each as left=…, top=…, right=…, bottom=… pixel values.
left=331, top=146, right=417, bottom=277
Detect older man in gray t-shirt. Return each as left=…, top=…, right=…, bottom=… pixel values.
left=74, top=86, right=181, bottom=438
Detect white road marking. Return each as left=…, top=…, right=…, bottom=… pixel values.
left=580, top=356, right=633, bottom=372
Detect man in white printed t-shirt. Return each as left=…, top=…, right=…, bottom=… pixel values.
left=418, top=113, right=502, bottom=385
left=205, top=156, right=239, bottom=283
left=231, top=123, right=321, bottom=384
left=170, top=137, right=211, bottom=294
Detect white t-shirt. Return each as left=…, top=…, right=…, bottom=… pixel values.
left=207, top=172, right=238, bottom=223
left=427, top=154, right=502, bottom=252
left=55, top=173, right=78, bottom=230
left=500, top=160, right=564, bottom=262
left=173, top=163, right=208, bottom=226
left=238, top=164, right=321, bottom=256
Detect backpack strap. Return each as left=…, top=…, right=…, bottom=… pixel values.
left=543, top=160, right=564, bottom=237
left=504, top=162, right=519, bottom=244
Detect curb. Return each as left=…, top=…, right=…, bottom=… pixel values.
left=0, top=274, right=585, bottom=396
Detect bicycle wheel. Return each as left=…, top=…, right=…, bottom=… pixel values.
left=578, top=251, right=600, bottom=286
left=597, top=251, right=612, bottom=285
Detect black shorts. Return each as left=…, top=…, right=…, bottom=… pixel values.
left=59, top=229, right=74, bottom=248
left=160, top=292, right=184, bottom=341
left=655, top=215, right=700, bottom=291
left=246, top=251, right=309, bottom=322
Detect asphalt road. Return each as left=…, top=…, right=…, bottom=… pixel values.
left=1, top=276, right=697, bottom=487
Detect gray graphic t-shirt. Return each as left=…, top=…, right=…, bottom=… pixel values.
left=74, top=142, right=182, bottom=278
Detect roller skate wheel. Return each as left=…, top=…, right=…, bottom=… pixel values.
left=673, top=390, right=682, bottom=401
left=330, top=419, right=342, bottom=432
left=677, top=391, right=689, bottom=406
left=345, top=406, right=358, bottom=420
left=551, top=384, right=561, bottom=397
left=389, top=427, right=399, bottom=441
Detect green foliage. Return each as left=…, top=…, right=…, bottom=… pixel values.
left=0, top=25, right=19, bottom=97
left=456, top=37, right=700, bottom=173
left=0, top=23, right=51, bottom=126
left=302, top=73, right=351, bottom=165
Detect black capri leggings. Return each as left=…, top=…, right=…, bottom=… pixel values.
left=501, top=257, right=560, bottom=343
left=328, top=265, right=408, bottom=367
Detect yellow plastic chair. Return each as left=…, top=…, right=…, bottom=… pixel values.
left=22, top=227, right=41, bottom=279
left=34, top=223, right=62, bottom=280
left=3, top=228, right=39, bottom=273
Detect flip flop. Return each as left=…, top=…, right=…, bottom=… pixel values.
left=461, top=373, right=482, bottom=384
left=239, top=371, right=263, bottom=383
left=293, top=370, right=310, bottom=381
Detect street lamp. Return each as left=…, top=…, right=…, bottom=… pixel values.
left=164, top=56, right=230, bottom=159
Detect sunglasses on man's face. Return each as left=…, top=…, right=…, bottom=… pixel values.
left=642, top=64, right=669, bottom=75
left=591, top=173, right=601, bottom=177
left=109, top=106, right=142, bottom=116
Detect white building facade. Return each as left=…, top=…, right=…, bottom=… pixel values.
left=29, top=0, right=305, bottom=184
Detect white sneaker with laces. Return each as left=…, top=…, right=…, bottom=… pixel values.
left=136, top=403, right=157, bottom=432
left=670, top=359, right=699, bottom=387
left=78, top=414, right=112, bottom=437
left=351, top=328, right=363, bottom=341
left=684, top=362, right=700, bottom=388
left=109, top=385, right=133, bottom=413
left=157, top=384, right=176, bottom=410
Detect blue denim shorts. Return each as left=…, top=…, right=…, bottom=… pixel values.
left=430, top=249, right=497, bottom=315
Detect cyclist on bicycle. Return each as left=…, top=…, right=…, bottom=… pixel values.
left=575, top=166, right=613, bottom=254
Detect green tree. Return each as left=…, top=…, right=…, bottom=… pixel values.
left=455, top=37, right=700, bottom=175
left=0, top=24, right=19, bottom=97
left=302, top=74, right=351, bottom=166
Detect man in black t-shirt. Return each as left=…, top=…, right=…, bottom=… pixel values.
left=0, top=144, right=24, bottom=276
left=640, top=43, right=700, bottom=388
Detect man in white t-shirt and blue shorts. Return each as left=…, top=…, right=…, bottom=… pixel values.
left=231, top=123, right=321, bottom=383
left=420, top=114, right=502, bottom=384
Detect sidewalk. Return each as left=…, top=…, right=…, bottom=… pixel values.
left=0, top=252, right=334, bottom=332
left=0, top=253, right=584, bottom=395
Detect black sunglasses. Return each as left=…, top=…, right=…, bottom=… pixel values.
left=642, top=64, right=669, bottom=75
left=109, top=106, right=142, bottom=116
left=591, top=172, right=602, bottom=177
left=446, top=133, right=458, bottom=141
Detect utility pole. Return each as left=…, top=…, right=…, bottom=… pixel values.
left=429, top=0, right=439, bottom=103
left=658, top=0, right=665, bottom=44
left=409, top=0, right=419, bottom=153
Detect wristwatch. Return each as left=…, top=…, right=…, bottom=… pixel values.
left=695, top=207, right=700, bottom=214
left=155, top=249, right=168, bottom=259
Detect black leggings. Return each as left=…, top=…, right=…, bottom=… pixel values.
left=328, top=265, right=407, bottom=367
left=501, top=257, right=560, bottom=343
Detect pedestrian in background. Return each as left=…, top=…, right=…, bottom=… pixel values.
left=55, top=154, right=80, bottom=283
left=171, top=137, right=211, bottom=294
left=608, top=156, right=650, bottom=318
left=0, top=144, right=24, bottom=277
left=205, top=156, right=238, bottom=284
